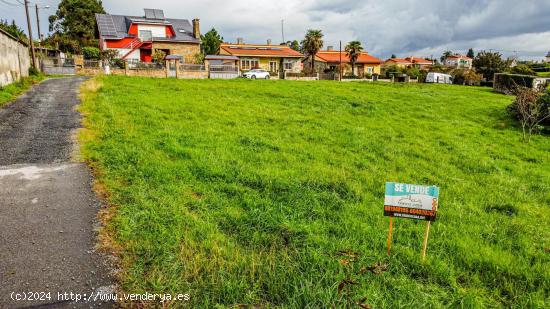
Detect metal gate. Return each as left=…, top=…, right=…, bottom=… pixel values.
left=41, top=58, right=76, bottom=75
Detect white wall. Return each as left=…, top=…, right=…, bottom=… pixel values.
left=137, top=25, right=166, bottom=39
left=0, top=30, right=30, bottom=87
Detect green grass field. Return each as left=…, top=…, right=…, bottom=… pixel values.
left=0, top=74, right=44, bottom=108
left=80, top=76, right=550, bottom=308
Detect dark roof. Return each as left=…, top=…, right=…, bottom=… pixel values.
left=95, top=12, right=199, bottom=43
left=205, top=55, right=239, bottom=60
left=547, top=51, right=550, bottom=57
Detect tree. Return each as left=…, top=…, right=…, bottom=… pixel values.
left=0, top=19, right=26, bottom=41
left=473, top=50, right=511, bottom=81
left=82, top=46, right=101, bottom=60
left=391, top=54, right=397, bottom=58
left=288, top=40, right=300, bottom=52
left=152, top=49, right=167, bottom=64
left=507, top=87, right=550, bottom=141
left=200, top=28, right=223, bottom=56
left=467, top=48, right=475, bottom=58
left=440, top=50, right=453, bottom=63
left=49, top=0, right=105, bottom=52
left=301, top=29, right=324, bottom=71
left=345, top=41, right=363, bottom=76
left=511, top=64, right=536, bottom=76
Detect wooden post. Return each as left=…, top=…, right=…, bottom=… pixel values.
left=387, top=216, right=393, bottom=256
left=421, top=221, right=431, bottom=260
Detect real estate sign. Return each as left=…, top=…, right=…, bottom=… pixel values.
left=384, top=182, right=439, bottom=221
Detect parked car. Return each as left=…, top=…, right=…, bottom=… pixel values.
left=243, top=69, right=270, bottom=79
left=426, top=72, right=453, bottom=84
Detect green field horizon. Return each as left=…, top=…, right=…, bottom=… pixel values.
left=79, top=76, right=550, bottom=308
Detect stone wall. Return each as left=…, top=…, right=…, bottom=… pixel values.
left=152, top=42, right=200, bottom=63
left=0, top=29, right=30, bottom=87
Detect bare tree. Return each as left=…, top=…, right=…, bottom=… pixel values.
left=512, top=87, right=550, bottom=141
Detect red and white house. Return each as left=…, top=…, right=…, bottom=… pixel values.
left=95, top=9, right=201, bottom=63
left=444, top=55, right=473, bottom=69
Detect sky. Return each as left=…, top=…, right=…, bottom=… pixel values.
left=2, top=0, right=550, bottom=60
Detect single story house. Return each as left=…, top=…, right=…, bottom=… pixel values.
left=384, top=58, right=413, bottom=68
left=309, top=48, right=383, bottom=76
left=444, top=55, right=473, bottom=69
left=405, top=57, right=433, bottom=69
left=218, top=41, right=304, bottom=73
left=95, top=9, right=201, bottom=64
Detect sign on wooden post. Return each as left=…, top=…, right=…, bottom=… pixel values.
left=384, top=182, right=439, bottom=259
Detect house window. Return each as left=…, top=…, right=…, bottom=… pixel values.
left=269, top=61, right=277, bottom=72
left=139, top=30, right=152, bottom=41
left=367, top=67, right=373, bottom=74
left=241, top=58, right=259, bottom=70
left=284, top=61, right=293, bottom=70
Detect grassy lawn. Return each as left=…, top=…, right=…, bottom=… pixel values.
left=537, top=71, right=550, bottom=78
left=80, top=76, right=549, bottom=308
left=0, top=74, right=45, bottom=108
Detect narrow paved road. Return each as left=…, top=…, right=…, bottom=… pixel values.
left=0, top=78, right=114, bottom=308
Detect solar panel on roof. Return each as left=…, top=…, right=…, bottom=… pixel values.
left=144, top=9, right=156, bottom=19
left=97, top=14, right=118, bottom=37
left=154, top=9, right=165, bottom=19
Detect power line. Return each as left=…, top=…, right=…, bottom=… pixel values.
left=0, top=0, right=23, bottom=6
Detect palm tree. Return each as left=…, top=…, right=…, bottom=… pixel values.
left=301, top=29, right=324, bottom=71
left=345, top=41, right=363, bottom=76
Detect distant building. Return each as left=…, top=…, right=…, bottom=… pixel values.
left=545, top=51, right=550, bottom=63
left=309, top=48, right=383, bottom=76
left=384, top=58, right=413, bottom=68
left=444, top=55, right=473, bottom=69
left=95, top=9, right=201, bottom=63
left=219, top=41, right=304, bottom=73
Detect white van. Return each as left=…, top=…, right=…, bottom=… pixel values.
left=426, top=72, right=453, bottom=84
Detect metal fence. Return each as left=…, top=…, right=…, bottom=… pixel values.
left=180, top=64, right=206, bottom=71
left=83, top=60, right=100, bottom=68
left=209, top=65, right=238, bottom=72
left=41, top=58, right=76, bottom=75
left=127, top=60, right=164, bottom=70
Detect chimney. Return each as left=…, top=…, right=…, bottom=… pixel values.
left=192, top=19, right=200, bottom=39
left=237, top=37, right=244, bottom=45
left=267, top=39, right=272, bottom=45
left=327, top=46, right=334, bottom=51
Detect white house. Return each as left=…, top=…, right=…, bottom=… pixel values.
left=444, top=55, right=473, bottom=69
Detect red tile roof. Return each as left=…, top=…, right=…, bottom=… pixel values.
left=315, top=51, right=383, bottom=64
left=220, top=44, right=303, bottom=58
left=405, top=57, right=433, bottom=64
left=446, top=55, right=472, bottom=60
left=385, top=58, right=413, bottom=64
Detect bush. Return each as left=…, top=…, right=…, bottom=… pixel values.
left=510, top=64, right=536, bottom=76
left=82, top=47, right=101, bottom=60
left=152, top=50, right=167, bottom=64
left=507, top=87, right=550, bottom=140
left=29, top=66, right=41, bottom=76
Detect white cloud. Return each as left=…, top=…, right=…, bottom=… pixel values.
left=2, top=0, right=549, bottom=60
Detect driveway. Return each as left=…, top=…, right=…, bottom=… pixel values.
left=0, top=77, right=114, bottom=308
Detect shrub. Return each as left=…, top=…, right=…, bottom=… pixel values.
left=152, top=50, right=167, bottom=64
left=507, top=87, right=550, bottom=140
left=82, top=47, right=101, bottom=60
left=511, top=64, right=536, bottom=76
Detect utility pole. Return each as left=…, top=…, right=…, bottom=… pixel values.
left=281, top=19, right=285, bottom=44
left=339, top=40, right=342, bottom=81
left=24, top=0, right=37, bottom=68
left=35, top=4, right=42, bottom=41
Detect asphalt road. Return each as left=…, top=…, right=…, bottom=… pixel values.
left=0, top=78, right=114, bottom=308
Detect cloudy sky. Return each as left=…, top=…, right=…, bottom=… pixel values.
left=2, top=0, right=550, bottom=60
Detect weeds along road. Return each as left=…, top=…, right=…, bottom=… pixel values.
left=0, top=77, right=114, bottom=308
